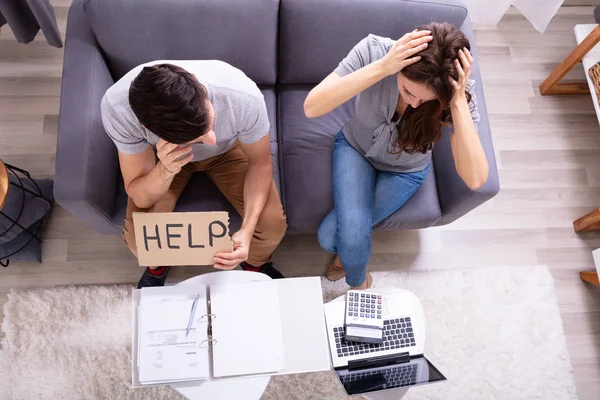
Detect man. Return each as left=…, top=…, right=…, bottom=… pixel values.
left=101, top=60, right=287, bottom=288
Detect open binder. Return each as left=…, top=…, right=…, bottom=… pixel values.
left=132, top=277, right=331, bottom=388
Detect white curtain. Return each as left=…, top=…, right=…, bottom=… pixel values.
left=466, top=0, right=565, bottom=33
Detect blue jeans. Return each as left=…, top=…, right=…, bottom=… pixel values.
left=318, top=131, right=429, bottom=287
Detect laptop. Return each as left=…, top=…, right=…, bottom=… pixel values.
left=324, top=290, right=447, bottom=397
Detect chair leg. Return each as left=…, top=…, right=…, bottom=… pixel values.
left=580, top=271, right=600, bottom=286
left=573, top=208, right=600, bottom=232
left=540, top=24, right=600, bottom=95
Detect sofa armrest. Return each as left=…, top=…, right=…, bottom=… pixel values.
left=55, top=0, right=120, bottom=234
left=433, top=17, right=500, bottom=226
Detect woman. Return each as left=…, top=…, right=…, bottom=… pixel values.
left=304, top=23, right=489, bottom=290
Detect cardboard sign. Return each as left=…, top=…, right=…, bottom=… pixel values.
left=132, top=211, right=233, bottom=267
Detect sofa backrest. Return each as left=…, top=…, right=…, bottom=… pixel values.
left=279, top=0, right=469, bottom=84
left=83, top=0, right=279, bottom=85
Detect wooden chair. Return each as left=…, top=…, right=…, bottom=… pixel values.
left=540, top=24, right=600, bottom=95
left=541, top=11, right=600, bottom=286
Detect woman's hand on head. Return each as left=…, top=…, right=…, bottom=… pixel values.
left=449, top=47, right=473, bottom=105
left=379, top=30, right=432, bottom=77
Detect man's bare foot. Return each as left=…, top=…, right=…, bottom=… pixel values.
left=351, top=272, right=373, bottom=290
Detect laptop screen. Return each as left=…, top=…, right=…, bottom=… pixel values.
left=335, top=356, right=446, bottom=396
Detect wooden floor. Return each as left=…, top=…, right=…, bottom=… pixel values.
left=1, top=3, right=600, bottom=398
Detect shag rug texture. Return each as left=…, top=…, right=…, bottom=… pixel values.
left=0, top=265, right=577, bottom=400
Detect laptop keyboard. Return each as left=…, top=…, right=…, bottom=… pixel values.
left=333, top=318, right=415, bottom=358
left=341, top=362, right=418, bottom=388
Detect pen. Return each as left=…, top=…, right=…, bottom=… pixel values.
left=186, top=294, right=199, bottom=338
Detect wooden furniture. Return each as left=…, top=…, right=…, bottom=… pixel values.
left=552, top=25, right=600, bottom=287
left=581, top=271, right=600, bottom=286
left=540, top=24, right=600, bottom=96
left=0, top=160, right=8, bottom=211
left=574, top=208, right=600, bottom=232
left=575, top=208, right=600, bottom=286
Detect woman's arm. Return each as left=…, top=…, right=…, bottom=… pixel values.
left=449, top=48, right=489, bottom=191
left=304, top=30, right=433, bottom=118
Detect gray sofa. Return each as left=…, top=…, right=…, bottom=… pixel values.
left=55, top=0, right=499, bottom=235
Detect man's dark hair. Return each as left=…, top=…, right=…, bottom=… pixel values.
left=129, top=64, right=211, bottom=144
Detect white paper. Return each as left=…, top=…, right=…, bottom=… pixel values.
left=274, top=277, right=331, bottom=374
left=209, top=281, right=285, bottom=378
left=138, top=285, right=209, bottom=384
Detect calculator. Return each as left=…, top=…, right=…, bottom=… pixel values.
left=344, top=290, right=385, bottom=344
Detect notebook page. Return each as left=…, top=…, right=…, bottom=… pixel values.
left=209, top=281, right=284, bottom=378
left=138, top=285, right=209, bottom=383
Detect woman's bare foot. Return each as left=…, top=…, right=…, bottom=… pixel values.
left=351, top=272, right=373, bottom=290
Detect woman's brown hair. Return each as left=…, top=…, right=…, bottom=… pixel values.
left=392, top=22, right=471, bottom=155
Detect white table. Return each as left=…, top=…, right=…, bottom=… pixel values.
left=171, top=271, right=272, bottom=400
left=572, top=25, right=600, bottom=288
left=575, top=24, right=600, bottom=126
left=330, top=288, right=412, bottom=400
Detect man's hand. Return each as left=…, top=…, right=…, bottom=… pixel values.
left=378, top=30, right=432, bottom=76
left=449, top=47, right=473, bottom=106
left=156, top=138, right=193, bottom=176
left=213, top=228, right=253, bottom=270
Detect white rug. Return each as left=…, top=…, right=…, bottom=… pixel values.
left=0, top=266, right=578, bottom=400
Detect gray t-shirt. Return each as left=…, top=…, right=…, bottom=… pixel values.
left=101, top=60, right=269, bottom=161
left=334, top=34, right=480, bottom=173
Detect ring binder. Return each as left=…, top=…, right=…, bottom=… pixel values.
left=200, top=339, right=218, bottom=348
left=134, top=276, right=330, bottom=386
left=136, top=285, right=212, bottom=384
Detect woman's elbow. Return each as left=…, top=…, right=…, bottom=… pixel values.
left=463, top=166, right=489, bottom=191
left=304, top=103, right=316, bottom=119
left=304, top=90, right=328, bottom=119
left=303, top=97, right=318, bottom=119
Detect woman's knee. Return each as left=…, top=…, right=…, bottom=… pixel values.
left=337, top=216, right=372, bottom=252
left=317, top=225, right=336, bottom=253
left=318, top=212, right=338, bottom=253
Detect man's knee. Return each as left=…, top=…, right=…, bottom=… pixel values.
left=257, top=206, right=287, bottom=242
left=123, top=217, right=138, bottom=258
left=268, top=208, right=288, bottom=242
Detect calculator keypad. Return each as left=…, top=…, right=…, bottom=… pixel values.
left=347, top=292, right=383, bottom=320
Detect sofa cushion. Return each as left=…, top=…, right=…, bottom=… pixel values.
left=84, top=0, right=279, bottom=84
left=279, top=0, right=469, bottom=84
left=278, top=86, right=441, bottom=232
left=111, top=89, right=279, bottom=233
left=278, top=86, right=353, bottom=232
left=432, top=17, right=499, bottom=225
